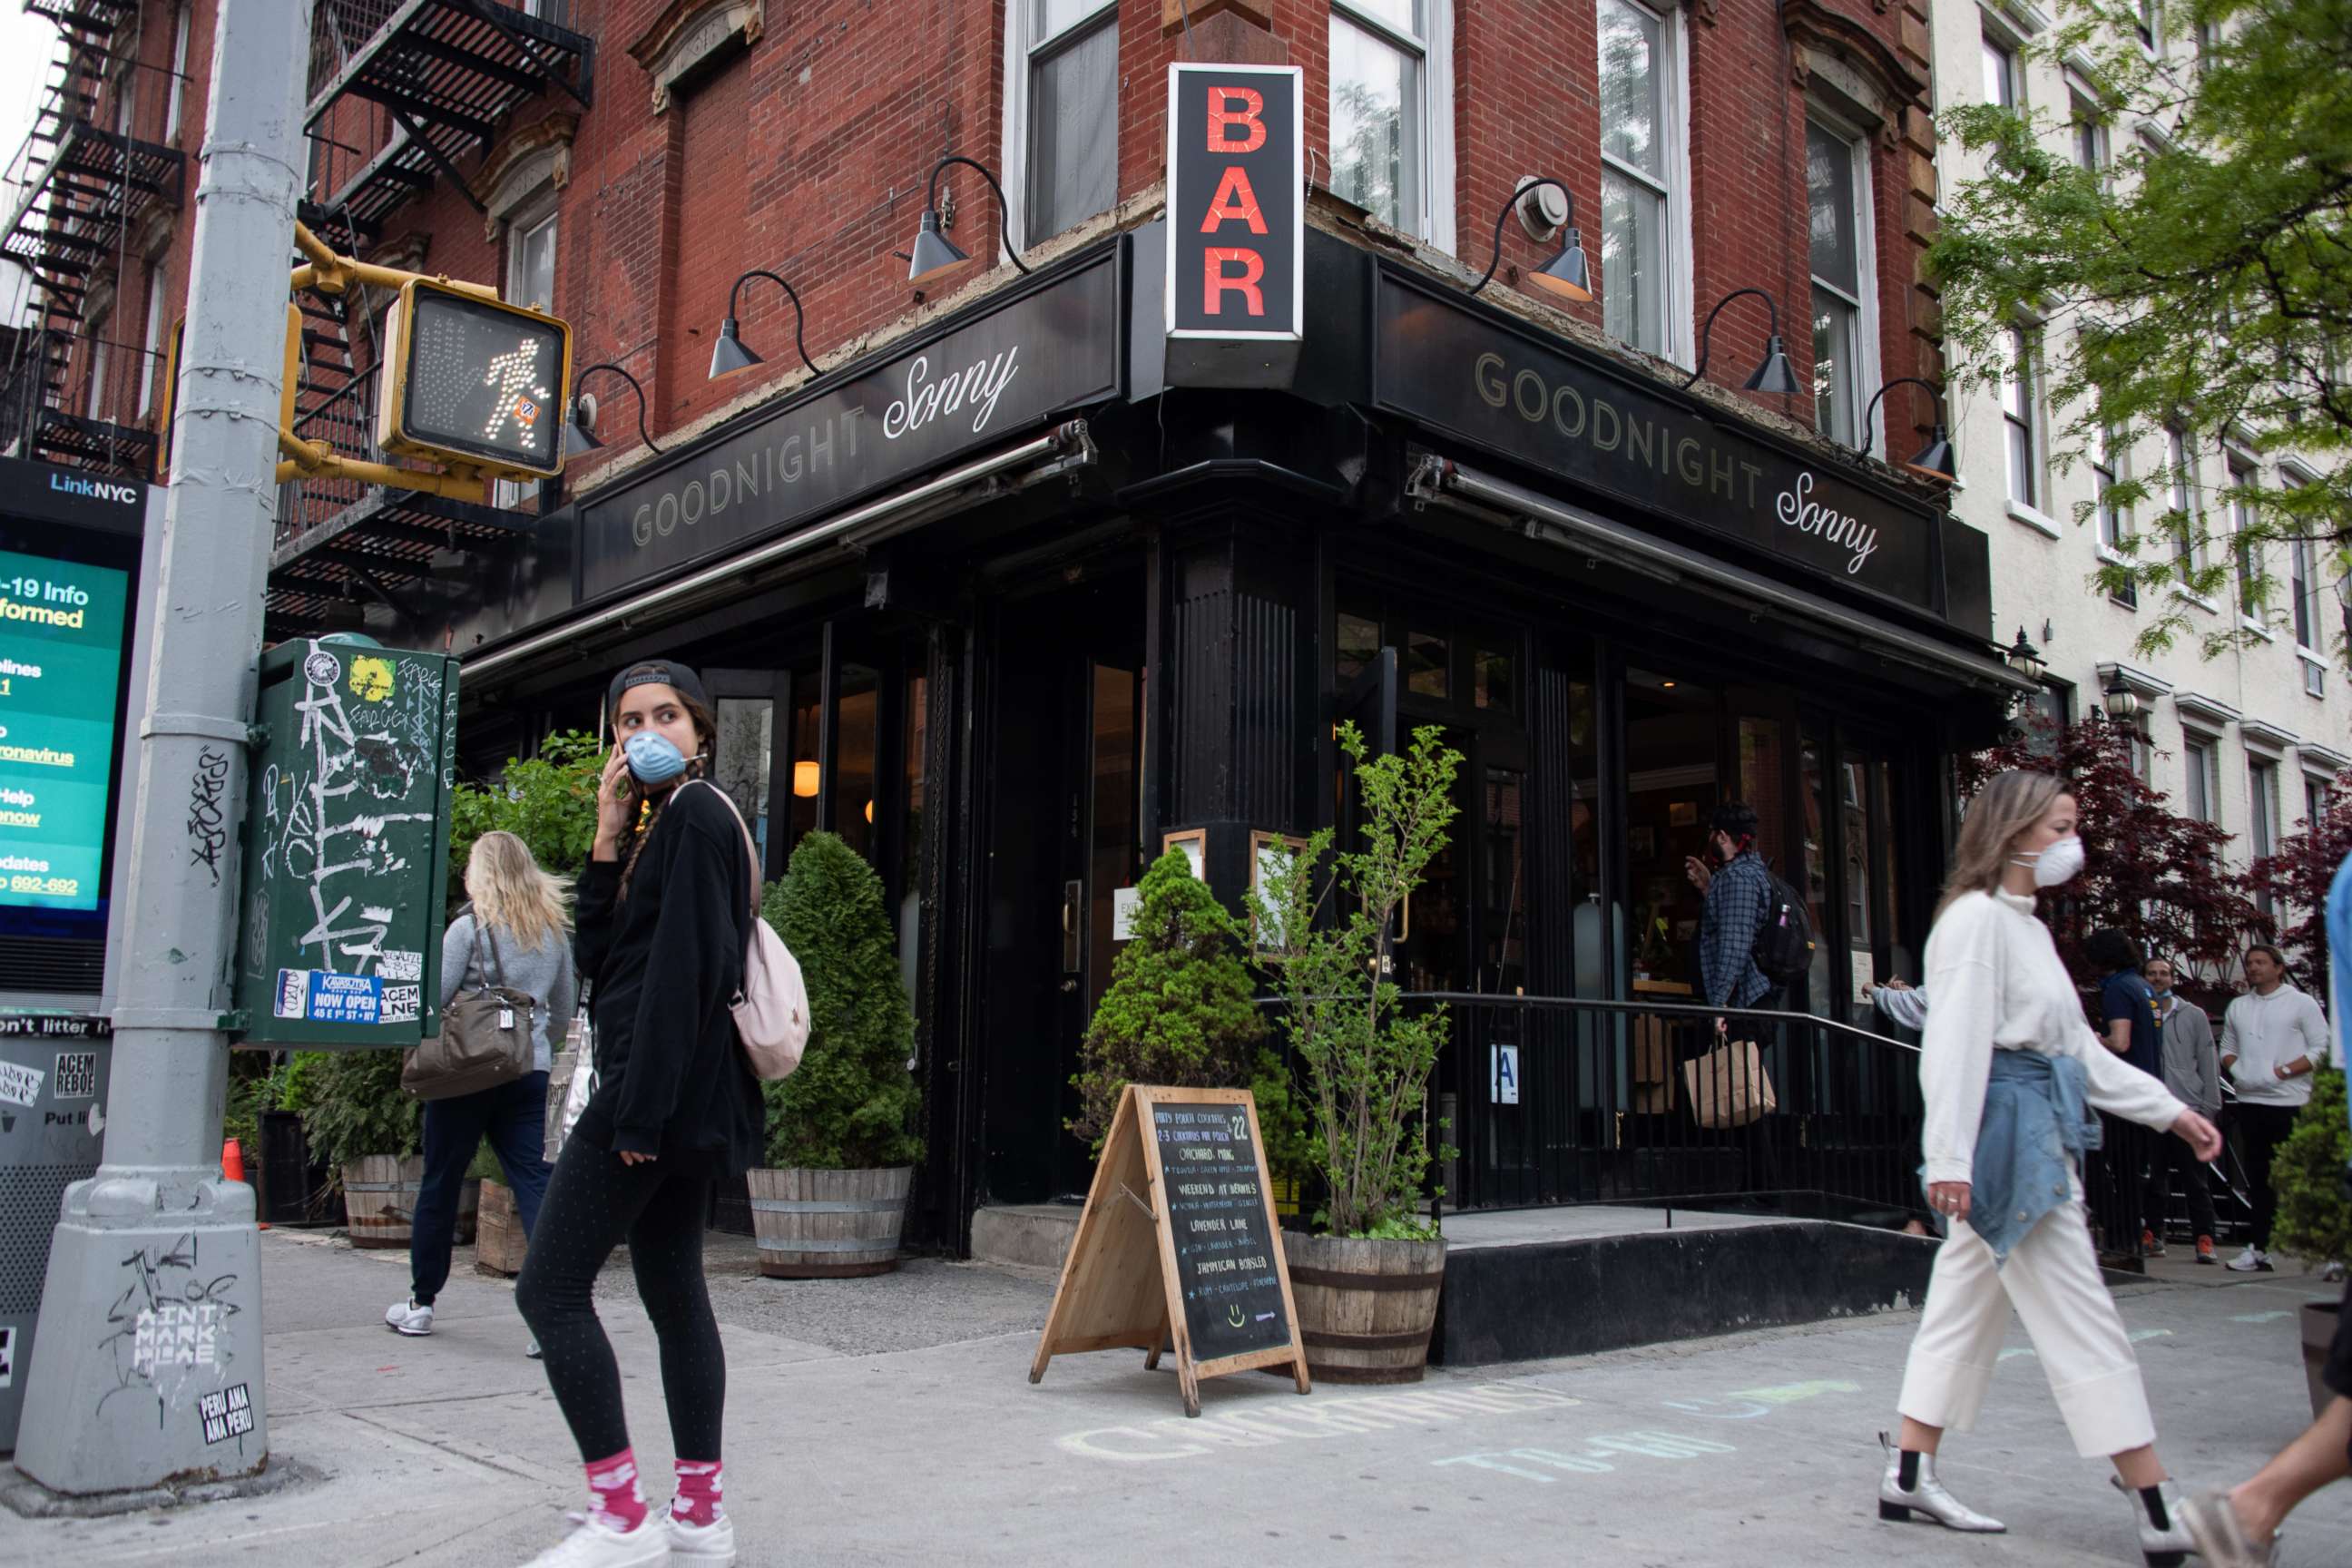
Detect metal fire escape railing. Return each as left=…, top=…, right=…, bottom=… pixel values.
left=305, top=0, right=594, bottom=233
left=0, top=2, right=185, bottom=477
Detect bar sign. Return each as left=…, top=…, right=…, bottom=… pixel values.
left=1165, top=62, right=1303, bottom=341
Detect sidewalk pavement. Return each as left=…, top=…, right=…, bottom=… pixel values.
left=3, top=1225, right=2346, bottom=1566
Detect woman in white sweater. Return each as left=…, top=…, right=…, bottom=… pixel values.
left=1878, top=770, right=2223, bottom=1565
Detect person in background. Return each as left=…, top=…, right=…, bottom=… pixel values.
left=2086, top=928, right=2164, bottom=1259
left=2143, top=956, right=2221, bottom=1265
left=2180, top=866, right=2352, bottom=1564
left=2220, top=943, right=2330, bottom=1272
left=1684, top=801, right=1776, bottom=1019
left=1868, top=975, right=1929, bottom=1033
left=385, top=830, right=573, bottom=1352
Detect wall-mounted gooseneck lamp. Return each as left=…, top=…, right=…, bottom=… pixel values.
left=564, top=363, right=661, bottom=457
left=1467, top=177, right=1592, bottom=305
left=1857, top=377, right=1956, bottom=483
left=710, top=270, right=820, bottom=378
left=1682, top=287, right=1804, bottom=396
left=906, top=155, right=1031, bottom=288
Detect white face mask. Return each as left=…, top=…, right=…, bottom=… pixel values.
left=2014, top=833, right=2084, bottom=888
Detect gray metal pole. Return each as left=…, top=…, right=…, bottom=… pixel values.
left=14, top=0, right=311, bottom=1494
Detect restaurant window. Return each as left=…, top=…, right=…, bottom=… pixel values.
left=1472, top=642, right=1516, bottom=712
left=164, top=5, right=191, bottom=142
left=1798, top=730, right=1833, bottom=1011
left=1807, top=118, right=1873, bottom=448
left=1406, top=626, right=1449, bottom=701
left=1015, top=0, right=1117, bottom=248
left=713, top=696, right=776, bottom=873
left=2000, top=325, right=2042, bottom=513
left=495, top=205, right=557, bottom=509
left=787, top=686, right=821, bottom=851
left=1336, top=606, right=1384, bottom=684
left=1981, top=30, right=2019, bottom=108
left=1329, top=1, right=1450, bottom=246
left=2182, top=733, right=2217, bottom=824
left=835, top=662, right=880, bottom=863
left=900, top=670, right=928, bottom=1005
left=1598, top=0, right=1686, bottom=360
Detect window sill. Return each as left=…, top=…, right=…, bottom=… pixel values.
left=2241, top=618, right=2277, bottom=642
left=2005, top=500, right=2063, bottom=538
left=2297, top=646, right=2328, bottom=667
left=2169, top=583, right=2220, bottom=615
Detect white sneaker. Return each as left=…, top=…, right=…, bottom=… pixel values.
left=666, top=1510, right=735, bottom=1565
left=527, top=1337, right=543, bottom=1359
left=2225, top=1246, right=2275, bottom=1273
left=384, top=1298, right=434, bottom=1336
left=517, top=1514, right=668, bottom=1568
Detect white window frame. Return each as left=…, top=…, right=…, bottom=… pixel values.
left=85, top=316, right=110, bottom=422
left=2284, top=461, right=2322, bottom=654
left=138, top=271, right=166, bottom=419
left=2092, top=426, right=2135, bottom=602
left=2181, top=730, right=2219, bottom=825
left=1594, top=0, right=1691, bottom=366
left=2247, top=754, right=2278, bottom=860
left=2224, top=446, right=2269, bottom=635
left=2135, top=0, right=2162, bottom=58
left=164, top=5, right=191, bottom=142
left=1805, top=110, right=1880, bottom=454
left=2068, top=91, right=2109, bottom=181
left=1999, top=322, right=2051, bottom=527
left=1980, top=24, right=2023, bottom=109
left=1315, top=0, right=1457, bottom=252
left=495, top=200, right=558, bottom=509
left=1000, top=0, right=1122, bottom=254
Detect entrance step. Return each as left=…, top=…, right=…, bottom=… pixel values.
left=969, top=1203, right=1080, bottom=1271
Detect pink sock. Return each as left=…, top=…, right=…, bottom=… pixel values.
left=583, top=1447, right=648, bottom=1534
left=672, top=1458, right=724, bottom=1526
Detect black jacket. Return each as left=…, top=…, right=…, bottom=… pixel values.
left=573, top=780, right=763, bottom=1176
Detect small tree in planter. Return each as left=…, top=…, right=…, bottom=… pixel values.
left=446, top=730, right=606, bottom=915
left=2270, top=1067, right=2351, bottom=1416
left=1070, top=849, right=1310, bottom=1193
left=754, top=830, right=925, bottom=1278
left=1254, top=723, right=1461, bottom=1382
left=299, top=1049, right=424, bottom=1250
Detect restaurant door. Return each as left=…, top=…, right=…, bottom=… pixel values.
left=976, top=574, right=1145, bottom=1204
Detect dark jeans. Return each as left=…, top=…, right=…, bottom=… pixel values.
left=2233, top=1102, right=2303, bottom=1251
left=2157, top=1129, right=2219, bottom=1241
left=514, top=1135, right=721, bottom=1463
left=410, top=1069, right=552, bottom=1305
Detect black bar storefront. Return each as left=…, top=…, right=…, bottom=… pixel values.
left=364, top=221, right=2027, bottom=1253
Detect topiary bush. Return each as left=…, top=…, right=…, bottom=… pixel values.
left=2271, top=1067, right=2351, bottom=1269
left=760, top=831, right=924, bottom=1171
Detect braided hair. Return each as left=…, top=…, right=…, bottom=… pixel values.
left=615, top=691, right=720, bottom=903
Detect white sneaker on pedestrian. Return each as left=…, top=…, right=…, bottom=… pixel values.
left=384, top=1298, right=434, bottom=1336
left=665, top=1509, right=735, bottom=1565
left=517, top=1514, right=667, bottom=1568
left=526, top=1337, right=543, bottom=1360
left=2225, top=1246, right=2274, bottom=1273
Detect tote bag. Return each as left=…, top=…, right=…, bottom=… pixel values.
left=1682, top=1037, right=1779, bottom=1130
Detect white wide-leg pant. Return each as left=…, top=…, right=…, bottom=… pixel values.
left=1896, top=1199, right=2155, bottom=1458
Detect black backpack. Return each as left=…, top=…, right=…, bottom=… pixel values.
left=1755, top=870, right=1815, bottom=984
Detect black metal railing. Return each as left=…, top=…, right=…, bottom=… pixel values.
left=278, top=359, right=382, bottom=544
left=0, top=326, right=167, bottom=475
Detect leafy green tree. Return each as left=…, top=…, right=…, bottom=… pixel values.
left=1928, top=0, right=2351, bottom=664
left=446, top=730, right=606, bottom=912
left=761, top=831, right=924, bottom=1170
left=299, top=1049, right=421, bottom=1176
left=1255, top=723, right=1462, bottom=1238
left=2271, top=1068, right=2350, bottom=1266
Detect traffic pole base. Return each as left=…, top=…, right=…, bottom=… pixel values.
left=0, top=1454, right=318, bottom=1520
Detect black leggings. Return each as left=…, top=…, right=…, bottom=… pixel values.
left=515, top=1136, right=722, bottom=1462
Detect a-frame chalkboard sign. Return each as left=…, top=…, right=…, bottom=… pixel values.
left=1029, top=1084, right=1311, bottom=1416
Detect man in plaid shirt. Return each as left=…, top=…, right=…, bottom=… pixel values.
left=1685, top=801, right=1777, bottom=1022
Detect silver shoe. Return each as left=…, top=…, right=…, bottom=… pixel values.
left=2180, top=1488, right=2279, bottom=1568
left=1877, top=1431, right=2007, bottom=1533
left=2113, top=1476, right=2196, bottom=1568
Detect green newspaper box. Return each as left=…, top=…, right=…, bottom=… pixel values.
left=232, top=636, right=458, bottom=1048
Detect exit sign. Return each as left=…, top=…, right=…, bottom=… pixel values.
left=1165, top=62, right=1303, bottom=342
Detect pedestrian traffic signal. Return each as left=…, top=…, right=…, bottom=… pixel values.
left=376, top=278, right=572, bottom=480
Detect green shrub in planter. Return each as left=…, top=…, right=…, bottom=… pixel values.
left=2272, top=1067, right=2351, bottom=1268
left=300, top=1049, right=422, bottom=1185
left=760, top=831, right=924, bottom=1171
left=446, top=730, right=606, bottom=915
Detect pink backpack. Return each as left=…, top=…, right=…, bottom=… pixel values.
left=687, top=780, right=809, bottom=1081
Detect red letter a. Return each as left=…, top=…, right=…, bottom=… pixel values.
left=1203, top=249, right=1267, bottom=317
left=1206, top=86, right=1267, bottom=153
left=1200, top=165, right=1269, bottom=234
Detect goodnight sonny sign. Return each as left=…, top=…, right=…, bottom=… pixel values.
left=579, top=257, right=1120, bottom=600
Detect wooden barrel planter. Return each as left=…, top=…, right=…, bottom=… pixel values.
left=454, top=1178, right=481, bottom=1246
left=342, top=1155, right=425, bottom=1250
left=748, top=1167, right=913, bottom=1279
left=1285, top=1230, right=1446, bottom=1384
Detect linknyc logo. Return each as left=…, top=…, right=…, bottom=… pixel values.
left=49, top=473, right=139, bottom=505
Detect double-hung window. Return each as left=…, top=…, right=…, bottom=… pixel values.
left=85, top=315, right=110, bottom=423
left=2165, top=426, right=2199, bottom=583
left=1015, top=0, right=1118, bottom=249
left=164, top=6, right=191, bottom=142
left=1597, top=0, right=1684, bottom=359
left=1982, top=32, right=2020, bottom=108
left=2000, top=325, right=2041, bottom=512
left=1329, top=2, right=1450, bottom=244
left=2249, top=757, right=2278, bottom=860
left=2291, top=533, right=2318, bottom=651
left=2183, top=735, right=2217, bottom=823
left=495, top=206, right=557, bottom=509
left=139, top=275, right=166, bottom=420
left=1807, top=119, right=1873, bottom=447
left=2070, top=95, right=2108, bottom=178
left=2227, top=451, right=2260, bottom=622
left=2094, top=429, right=2132, bottom=605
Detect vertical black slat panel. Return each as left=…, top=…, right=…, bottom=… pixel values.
left=1231, top=592, right=1295, bottom=830
left=1527, top=665, right=1579, bottom=1203
left=1169, top=584, right=1234, bottom=826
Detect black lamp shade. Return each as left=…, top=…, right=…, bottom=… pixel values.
left=564, top=397, right=601, bottom=457
left=1905, top=423, right=1955, bottom=483
left=908, top=209, right=974, bottom=285
left=708, top=316, right=762, bottom=378
left=1528, top=230, right=1593, bottom=305
left=1745, top=333, right=1804, bottom=395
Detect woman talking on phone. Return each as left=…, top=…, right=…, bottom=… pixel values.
left=513, top=659, right=762, bottom=1568
left=1876, top=769, right=2223, bottom=1565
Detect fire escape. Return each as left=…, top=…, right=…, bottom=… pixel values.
left=269, top=0, right=593, bottom=642
left=0, top=1, right=186, bottom=477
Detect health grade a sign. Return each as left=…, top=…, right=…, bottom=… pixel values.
left=0, top=547, right=128, bottom=912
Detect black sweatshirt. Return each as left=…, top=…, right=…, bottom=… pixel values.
left=573, top=780, right=764, bottom=1176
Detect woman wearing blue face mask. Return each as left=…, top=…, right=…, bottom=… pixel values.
left=1875, top=770, right=2224, bottom=1564
left=513, top=659, right=761, bottom=1568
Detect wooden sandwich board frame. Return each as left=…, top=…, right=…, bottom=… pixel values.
left=1028, top=1084, right=1311, bottom=1416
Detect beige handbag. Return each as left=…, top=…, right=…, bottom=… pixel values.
left=1683, top=1037, right=1778, bottom=1130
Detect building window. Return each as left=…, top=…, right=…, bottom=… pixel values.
left=138, top=274, right=166, bottom=419
left=2165, top=426, right=2198, bottom=582
left=495, top=206, right=557, bottom=509
left=2127, top=721, right=2153, bottom=782
left=2136, top=0, right=2161, bottom=52
left=2094, top=430, right=2133, bottom=606
left=1981, top=31, right=2019, bottom=108
left=2070, top=95, right=2108, bottom=177
left=2249, top=756, right=2278, bottom=860
left=1807, top=118, right=1873, bottom=447
left=85, top=315, right=111, bottom=422
left=2291, top=533, right=2317, bottom=651
left=164, top=5, right=191, bottom=142
left=1597, top=0, right=1684, bottom=359
left=2000, top=325, right=2040, bottom=511
left=1330, top=1, right=1449, bottom=242
left=2182, top=734, right=2217, bottom=824
left=2308, top=774, right=2331, bottom=828
left=1017, top=0, right=1118, bottom=248
left=2227, top=451, right=2259, bottom=619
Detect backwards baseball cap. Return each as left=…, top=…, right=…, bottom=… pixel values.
left=606, top=659, right=710, bottom=719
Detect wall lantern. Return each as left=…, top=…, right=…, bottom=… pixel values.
left=1467, top=177, right=1591, bottom=305
left=2102, top=671, right=2141, bottom=722
left=906, top=155, right=1030, bottom=288
left=564, top=363, right=661, bottom=456
left=1682, top=287, right=1803, bottom=396
left=1857, top=377, right=1955, bottom=483
left=710, top=270, right=820, bottom=378
left=2005, top=625, right=2047, bottom=683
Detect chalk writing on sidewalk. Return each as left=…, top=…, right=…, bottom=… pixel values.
left=1059, top=1381, right=1579, bottom=1462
